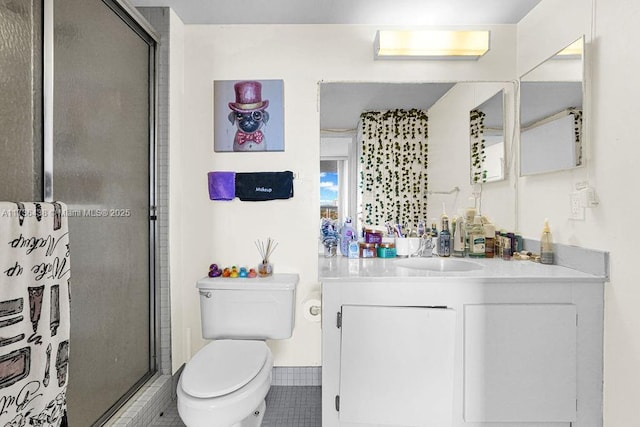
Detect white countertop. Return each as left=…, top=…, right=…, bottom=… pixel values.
left=319, top=255, right=605, bottom=283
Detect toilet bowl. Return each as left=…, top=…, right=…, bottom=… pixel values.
left=177, top=340, right=274, bottom=427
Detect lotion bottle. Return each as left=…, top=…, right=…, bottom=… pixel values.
left=340, top=217, right=356, bottom=257
left=468, top=215, right=485, bottom=258
left=540, top=218, right=554, bottom=264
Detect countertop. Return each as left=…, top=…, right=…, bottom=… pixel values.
left=319, top=255, right=605, bottom=283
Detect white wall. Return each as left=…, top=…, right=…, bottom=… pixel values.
left=518, top=0, right=640, bottom=425
left=171, top=24, right=515, bottom=368
left=516, top=0, right=593, bottom=243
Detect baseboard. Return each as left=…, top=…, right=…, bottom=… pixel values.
left=271, top=366, right=322, bottom=386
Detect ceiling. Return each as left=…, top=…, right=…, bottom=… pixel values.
left=130, top=0, right=542, bottom=26
left=130, top=0, right=543, bottom=130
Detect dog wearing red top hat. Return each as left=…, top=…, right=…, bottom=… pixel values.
left=228, top=81, right=270, bottom=151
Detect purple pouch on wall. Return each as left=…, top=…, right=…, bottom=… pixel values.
left=208, top=172, right=236, bottom=200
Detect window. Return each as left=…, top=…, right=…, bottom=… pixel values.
left=319, top=134, right=358, bottom=225
left=320, top=160, right=340, bottom=220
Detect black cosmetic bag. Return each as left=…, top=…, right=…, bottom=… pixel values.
left=234, top=171, right=294, bottom=201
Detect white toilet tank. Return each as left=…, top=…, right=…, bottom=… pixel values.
left=196, top=273, right=298, bottom=340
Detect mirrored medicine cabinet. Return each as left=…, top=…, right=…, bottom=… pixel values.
left=520, top=36, right=585, bottom=176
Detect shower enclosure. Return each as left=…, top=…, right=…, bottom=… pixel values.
left=45, top=0, right=158, bottom=425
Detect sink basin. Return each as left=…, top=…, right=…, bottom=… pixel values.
left=395, top=257, right=484, bottom=272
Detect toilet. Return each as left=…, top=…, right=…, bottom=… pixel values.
left=177, top=273, right=298, bottom=427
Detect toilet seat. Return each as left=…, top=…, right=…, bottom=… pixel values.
left=181, top=340, right=269, bottom=398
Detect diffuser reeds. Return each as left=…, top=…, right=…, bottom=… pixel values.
left=255, top=237, right=278, bottom=264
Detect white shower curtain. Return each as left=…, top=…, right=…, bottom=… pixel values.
left=0, top=202, right=70, bottom=427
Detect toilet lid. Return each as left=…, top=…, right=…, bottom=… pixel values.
left=181, top=340, right=269, bottom=398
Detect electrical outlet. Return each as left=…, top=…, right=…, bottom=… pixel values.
left=570, top=192, right=585, bottom=220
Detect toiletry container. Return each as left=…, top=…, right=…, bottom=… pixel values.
left=347, top=240, right=359, bottom=258
left=430, top=219, right=439, bottom=255
left=177, top=274, right=298, bottom=427
left=484, top=223, right=495, bottom=258
left=438, top=215, right=451, bottom=257
left=468, top=215, right=485, bottom=258
left=377, top=242, right=396, bottom=258
left=540, top=219, right=554, bottom=264
left=502, top=237, right=512, bottom=260
left=340, top=218, right=357, bottom=256
left=359, top=242, right=377, bottom=258
left=452, top=217, right=466, bottom=257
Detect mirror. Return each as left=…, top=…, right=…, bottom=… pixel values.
left=319, top=81, right=510, bottom=229
left=520, top=37, right=584, bottom=176
left=470, top=89, right=505, bottom=183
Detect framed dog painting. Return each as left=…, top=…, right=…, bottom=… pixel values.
left=213, top=79, right=285, bottom=152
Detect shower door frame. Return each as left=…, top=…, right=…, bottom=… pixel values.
left=43, top=0, right=161, bottom=423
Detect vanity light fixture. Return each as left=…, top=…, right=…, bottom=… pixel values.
left=374, top=30, right=490, bottom=60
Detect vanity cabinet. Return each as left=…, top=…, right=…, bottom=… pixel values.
left=321, top=278, right=603, bottom=427
left=338, top=305, right=456, bottom=426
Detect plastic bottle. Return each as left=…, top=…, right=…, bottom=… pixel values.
left=340, top=218, right=356, bottom=256
left=540, top=218, right=554, bottom=264
left=438, top=215, right=451, bottom=257
left=464, top=207, right=477, bottom=253
left=468, top=215, right=485, bottom=258
left=502, top=237, right=512, bottom=260
left=507, top=232, right=516, bottom=258
left=430, top=218, right=439, bottom=255
left=452, top=217, right=466, bottom=257
left=484, top=223, right=495, bottom=258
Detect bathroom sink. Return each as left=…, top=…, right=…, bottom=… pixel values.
left=395, top=257, right=484, bottom=272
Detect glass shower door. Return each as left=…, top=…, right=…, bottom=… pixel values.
left=48, top=0, right=156, bottom=425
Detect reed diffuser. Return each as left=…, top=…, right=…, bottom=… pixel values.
left=255, top=237, right=278, bottom=277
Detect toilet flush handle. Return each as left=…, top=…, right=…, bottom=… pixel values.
left=199, top=290, right=212, bottom=298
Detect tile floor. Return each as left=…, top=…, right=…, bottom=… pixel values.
left=149, top=386, right=322, bottom=427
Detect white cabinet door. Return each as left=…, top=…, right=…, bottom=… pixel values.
left=338, top=305, right=456, bottom=426
left=464, top=304, right=577, bottom=423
